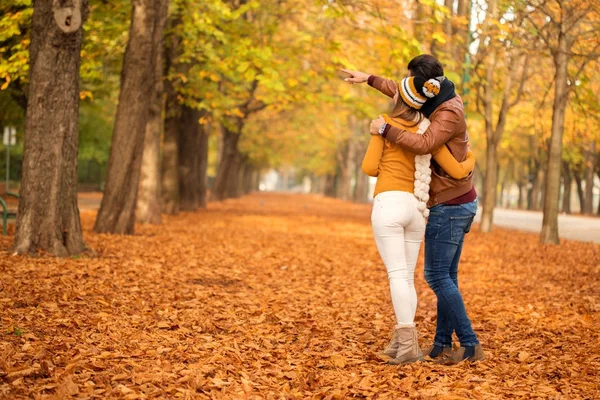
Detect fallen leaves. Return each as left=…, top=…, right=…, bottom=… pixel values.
left=0, top=193, right=599, bottom=399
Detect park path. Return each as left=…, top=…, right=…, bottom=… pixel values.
left=1, top=193, right=599, bottom=398
left=474, top=208, right=600, bottom=244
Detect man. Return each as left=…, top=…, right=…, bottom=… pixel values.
left=343, top=54, right=484, bottom=364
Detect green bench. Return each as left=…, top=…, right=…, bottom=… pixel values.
left=1, top=192, right=19, bottom=236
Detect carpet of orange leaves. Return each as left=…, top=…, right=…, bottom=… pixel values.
left=1, top=193, right=599, bottom=399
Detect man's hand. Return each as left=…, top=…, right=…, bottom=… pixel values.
left=370, top=116, right=385, bottom=135
left=341, top=69, right=370, bottom=84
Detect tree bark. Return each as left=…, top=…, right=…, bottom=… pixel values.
left=336, top=139, right=356, bottom=201
left=94, top=0, right=163, bottom=234
left=597, top=169, right=600, bottom=215
left=541, top=34, right=570, bottom=244
left=480, top=144, right=497, bottom=232
left=13, top=0, right=89, bottom=256
left=583, top=141, right=596, bottom=215
left=561, top=161, right=572, bottom=214
left=177, top=106, right=202, bottom=211
left=324, top=174, right=336, bottom=197
left=136, top=0, right=169, bottom=224
left=574, top=170, right=585, bottom=213
left=197, top=123, right=209, bottom=208
left=212, top=121, right=242, bottom=201
left=354, top=165, right=369, bottom=203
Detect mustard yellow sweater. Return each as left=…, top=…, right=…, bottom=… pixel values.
left=362, top=117, right=475, bottom=198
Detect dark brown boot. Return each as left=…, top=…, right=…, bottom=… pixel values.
left=440, top=344, right=485, bottom=365
left=423, top=345, right=453, bottom=361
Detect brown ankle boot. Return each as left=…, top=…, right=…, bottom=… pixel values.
left=387, top=326, right=423, bottom=365
left=423, top=345, right=453, bottom=360
left=441, top=344, right=485, bottom=365
left=377, top=329, right=400, bottom=358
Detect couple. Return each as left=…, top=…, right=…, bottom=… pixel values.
left=344, top=54, right=484, bottom=365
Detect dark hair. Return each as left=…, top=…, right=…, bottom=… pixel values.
left=390, top=97, right=424, bottom=127
left=408, top=55, right=444, bottom=80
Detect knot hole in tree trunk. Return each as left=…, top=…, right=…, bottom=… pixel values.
left=53, top=0, right=82, bottom=33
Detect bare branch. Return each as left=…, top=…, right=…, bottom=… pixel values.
left=508, top=54, right=529, bottom=108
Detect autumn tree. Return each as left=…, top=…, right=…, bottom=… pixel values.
left=136, top=0, right=170, bottom=224
left=95, top=0, right=169, bottom=234
left=12, top=1, right=89, bottom=256
left=472, top=0, right=529, bottom=232
left=524, top=0, right=600, bottom=244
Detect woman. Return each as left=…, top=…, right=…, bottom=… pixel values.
left=362, top=75, right=475, bottom=365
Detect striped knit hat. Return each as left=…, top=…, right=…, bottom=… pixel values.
left=399, top=76, right=441, bottom=110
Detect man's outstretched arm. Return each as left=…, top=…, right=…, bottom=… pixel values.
left=342, top=70, right=397, bottom=98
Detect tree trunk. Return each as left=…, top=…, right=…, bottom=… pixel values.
left=541, top=34, right=570, bottom=244
left=597, top=169, right=600, bottom=215
left=197, top=123, right=209, bottom=208
left=561, top=161, right=572, bottom=214
left=583, top=141, right=596, bottom=215
left=224, top=153, right=241, bottom=199
left=136, top=0, right=169, bottom=224
left=94, top=0, right=163, bottom=234
left=336, top=138, right=356, bottom=201
left=177, top=106, right=202, bottom=211
left=480, top=143, right=497, bottom=232
left=574, top=170, right=585, bottom=213
left=324, top=174, right=336, bottom=197
left=13, top=0, right=89, bottom=256
left=517, top=181, right=524, bottom=209
left=212, top=122, right=242, bottom=201
left=354, top=166, right=369, bottom=203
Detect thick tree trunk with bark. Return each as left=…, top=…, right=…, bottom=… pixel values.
left=480, top=144, right=497, bottom=232
left=541, top=35, right=570, bottom=244
left=197, top=124, right=209, bottom=208
left=561, top=161, right=572, bottom=214
left=583, top=141, right=596, bottom=215
left=177, top=106, right=202, bottom=211
left=13, top=1, right=89, bottom=256
left=212, top=122, right=242, bottom=201
left=136, top=0, right=169, bottom=224
left=95, top=0, right=163, bottom=234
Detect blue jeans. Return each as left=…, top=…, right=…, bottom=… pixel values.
left=424, top=199, right=479, bottom=348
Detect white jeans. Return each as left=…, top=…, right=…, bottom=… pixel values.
left=371, top=191, right=426, bottom=327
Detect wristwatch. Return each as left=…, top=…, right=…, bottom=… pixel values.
left=378, top=122, right=387, bottom=136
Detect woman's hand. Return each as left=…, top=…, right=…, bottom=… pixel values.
left=370, top=116, right=385, bottom=135
left=341, top=69, right=370, bottom=84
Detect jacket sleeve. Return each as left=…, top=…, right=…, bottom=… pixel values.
left=368, top=75, right=398, bottom=98
left=362, top=135, right=384, bottom=177
left=432, top=148, right=476, bottom=179
left=385, top=108, right=461, bottom=155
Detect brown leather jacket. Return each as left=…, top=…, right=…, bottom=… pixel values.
left=370, top=75, right=474, bottom=207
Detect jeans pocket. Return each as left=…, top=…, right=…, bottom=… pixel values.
left=449, top=215, right=474, bottom=242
